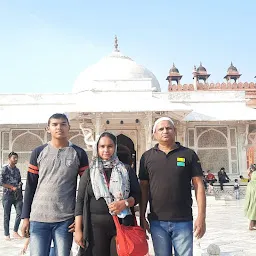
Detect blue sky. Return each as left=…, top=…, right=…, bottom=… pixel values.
left=0, top=0, right=255, bottom=93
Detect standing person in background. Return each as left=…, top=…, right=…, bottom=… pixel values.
left=139, top=117, right=206, bottom=256
left=245, top=171, right=256, bottom=230
left=116, top=144, right=132, bottom=166
left=0, top=152, right=23, bottom=240
left=21, top=113, right=89, bottom=256
left=234, top=179, right=240, bottom=200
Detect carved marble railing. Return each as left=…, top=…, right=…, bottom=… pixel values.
left=213, top=183, right=247, bottom=200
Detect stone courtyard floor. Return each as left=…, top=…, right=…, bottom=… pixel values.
left=1, top=195, right=256, bottom=255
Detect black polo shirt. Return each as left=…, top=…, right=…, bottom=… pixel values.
left=139, top=143, right=203, bottom=221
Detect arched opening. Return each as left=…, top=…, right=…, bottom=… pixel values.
left=117, top=134, right=136, bottom=170
left=197, top=129, right=229, bottom=172
left=12, top=132, right=43, bottom=178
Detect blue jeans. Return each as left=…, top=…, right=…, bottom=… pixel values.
left=150, top=220, right=193, bottom=256
left=30, top=218, right=74, bottom=256
left=2, top=197, right=23, bottom=236
left=49, top=247, right=55, bottom=256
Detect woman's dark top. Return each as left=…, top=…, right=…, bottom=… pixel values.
left=75, top=164, right=141, bottom=254
left=88, top=168, right=113, bottom=215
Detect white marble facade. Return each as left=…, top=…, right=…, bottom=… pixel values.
left=0, top=114, right=255, bottom=179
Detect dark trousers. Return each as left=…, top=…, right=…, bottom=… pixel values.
left=88, top=214, right=118, bottom=256
left=2, top=196, right=23, bottom=236
left=220, top=180, right=229, bottom=190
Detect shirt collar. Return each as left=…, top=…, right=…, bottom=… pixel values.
left=153, top=142, right=181, bottom=150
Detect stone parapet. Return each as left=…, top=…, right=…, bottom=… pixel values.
left=213, top=183, right=247, bottom=200
left=169, top=82, right=256, bottom=92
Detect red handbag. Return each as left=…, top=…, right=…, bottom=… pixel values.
left=112, top=215, right=148, bottom=256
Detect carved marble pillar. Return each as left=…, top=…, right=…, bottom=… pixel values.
left=143, top=112, right=153, bottom=150
left=237, top=124, right=248, bottom=175
left=137, top=128, right=146, bottom=164
left=176, top=122, right=186, bottom=145
left=91, top=114, right=103, bottom=141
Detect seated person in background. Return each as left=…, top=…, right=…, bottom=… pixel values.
left=218, top=167, right=230, bottom=190
left=239, top=175, right=249, bottom=183
left=205, top=170, right=217, bottom=185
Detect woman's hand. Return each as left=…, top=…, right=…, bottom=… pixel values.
left=68, top=222, right=75, bottom=233
left=108, top=200, right=126, bottom=215
left=74, top=230, right=85, bottom=248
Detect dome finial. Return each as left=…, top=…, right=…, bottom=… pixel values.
left=114, top=35, right=119, bottom=52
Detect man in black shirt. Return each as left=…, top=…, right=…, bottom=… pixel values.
left=139, top=117, right=206, bottom=256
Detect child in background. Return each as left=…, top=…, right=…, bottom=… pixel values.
left=234, top=179, right=240, bottom=199
left=245, top=171, right=256, bottom=230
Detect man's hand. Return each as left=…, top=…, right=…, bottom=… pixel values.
left=108, top=200, right=126, bottom=215
left=140, top=217, right=150, bottom=239
left=68, top=222, right=75, bottom=233
left=194, top=216, right=206, bottom=239
left=74, top=230, right=84, bottom=248
left=21, top=218, right=30, bottom=238
left=11, top=186, right=17, bottom=191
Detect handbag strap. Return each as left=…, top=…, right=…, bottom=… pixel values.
left=112, top=215, right=122, bottom=230
left=103, top=170, right=138, bottom=227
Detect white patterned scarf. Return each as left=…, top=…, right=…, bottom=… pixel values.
left=90, top=134, right=131, bottom=215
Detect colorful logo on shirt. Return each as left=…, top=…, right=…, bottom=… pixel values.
left=177, top=157, right=185, bottom=167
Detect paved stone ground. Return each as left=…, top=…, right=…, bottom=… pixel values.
left=1, top=196, right=256, bottom=255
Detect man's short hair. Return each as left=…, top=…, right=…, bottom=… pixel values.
left=220, top=167, right=225, bottom=171
left=8, top=151, right=18, bottom=158
left=47, top=113, right=69, bottom=125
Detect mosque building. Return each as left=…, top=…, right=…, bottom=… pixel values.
left=0, top=36, right=255, bottom=178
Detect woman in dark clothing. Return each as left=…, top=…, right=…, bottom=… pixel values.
left=75, top=132, right=141, bottom=256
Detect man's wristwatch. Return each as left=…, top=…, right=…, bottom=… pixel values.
left=124, top=200, right=129, bottom=207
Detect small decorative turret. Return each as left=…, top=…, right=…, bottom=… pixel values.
left=166, top=63, right=182, bottom=85
left=224, top=62, right=241, bottom=82
left=193, top=62, right=211, bottom=83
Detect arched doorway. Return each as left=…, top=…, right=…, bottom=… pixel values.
left=117, top=134, right=136, bottom=170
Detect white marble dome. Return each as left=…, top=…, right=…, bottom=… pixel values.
left=72, top=50, right=161, bottom=92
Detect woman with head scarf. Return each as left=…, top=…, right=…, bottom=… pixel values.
left=74, top=132, right=141, bottom=256
left=245, top=171, right=256, bottom=230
